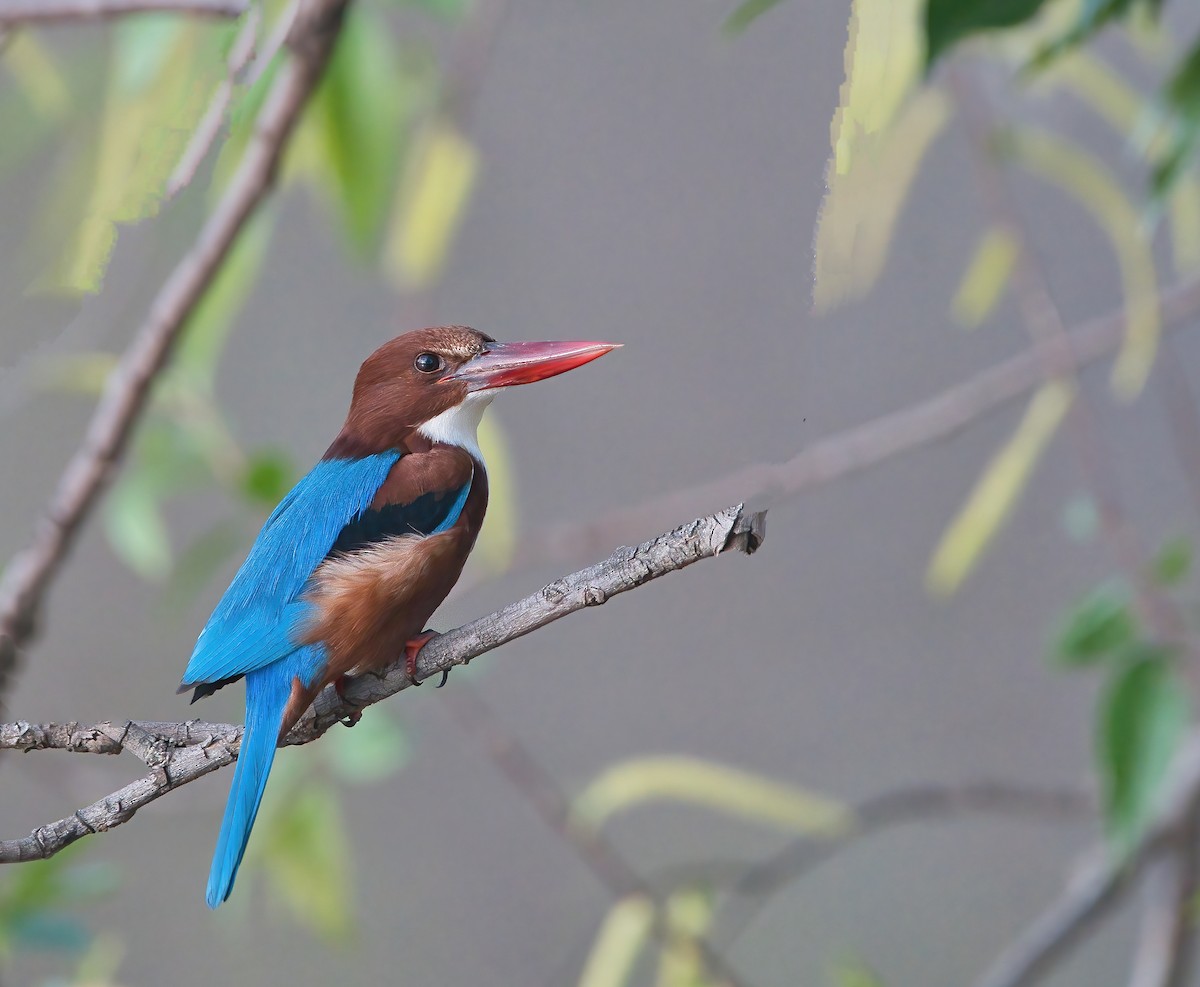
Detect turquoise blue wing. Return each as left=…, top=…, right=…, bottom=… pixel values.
left=181, top=451, right=474, bottom=696
left=180, top=452, right=401, bottom=691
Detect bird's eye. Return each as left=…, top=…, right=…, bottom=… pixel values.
left=414, top=352, right=443, bottom=374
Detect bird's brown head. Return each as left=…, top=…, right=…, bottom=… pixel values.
left=328, top=326, right=618, bottom=458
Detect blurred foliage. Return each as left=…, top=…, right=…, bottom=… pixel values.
left=1047, top=535, right=1197, bottom=853
left=572, top=755, right=851, bottom=987
left=927, top=380, right=1074, bottom=595
left=2, top=0, right=516, bottom=958
left=0, top=845, right=120, bottom=983
left=571, top=755, right=850, bottom=837
left=241, top=705, right=413, bottom=942
left=718, top=0, right=1200, bottom=974
left=577, top=895, right=656, bottom=987
left=6, top=0, right=1200, bottom=982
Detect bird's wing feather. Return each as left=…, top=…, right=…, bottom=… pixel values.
left=182, top=452, right=400, bottom=687
left=182, top=450, right=474, bottom=689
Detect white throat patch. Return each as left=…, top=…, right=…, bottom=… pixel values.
left=416, top=390, right=497, bottom=462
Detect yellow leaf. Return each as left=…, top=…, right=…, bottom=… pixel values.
left=830, top=0, right=923, bottom=176
left=1033, top=51, right=1141, bottom=137
left=3, top=33, right=70, bottom=121
left=571, top=755, right=851, bottom=836
left=42, top=24, right=225, bottom=294
left=654, top=888, right=715, bottom=987
left=951, top=225, right=1018, bottom=328
left=1008, top=129, right=1160, bottom=399
left=577, top=896, right=655, bottom=987
left=1167, top=176, right=1200, bottom=276
left=34, top=351, right=118, bottom=397
left=384, top=121, right=479, bottom=290
left=1031, top=53, right=1200, bottom=277
left=927, top=380, right=1074, bottom=595
left=474, top=415, right=517, bottom=572
left=814, top=89, right=950, bottom=313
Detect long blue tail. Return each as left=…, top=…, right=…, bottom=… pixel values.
left=206, top=664, right=293, bottom=908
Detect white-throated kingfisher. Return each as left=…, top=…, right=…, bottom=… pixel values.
left=178, top=326, right=618, bottom=908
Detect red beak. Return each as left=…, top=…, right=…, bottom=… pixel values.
left=444, top=339, right=620, bottom=392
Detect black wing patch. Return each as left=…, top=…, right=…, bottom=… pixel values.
left=327, top=482, right=471, bottom=559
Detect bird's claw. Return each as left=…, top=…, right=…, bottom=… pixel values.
left=404, top=630, right=441, bottom=685
left=335, top=674, right=362, bottom=726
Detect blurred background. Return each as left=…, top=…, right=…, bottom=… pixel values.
left=3, top=0, right=1200, bottom=984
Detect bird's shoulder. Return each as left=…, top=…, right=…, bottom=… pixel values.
left=329, top=444, right=477, bottom=557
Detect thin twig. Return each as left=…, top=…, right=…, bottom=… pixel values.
left=0, top=505, right=764, bottom=863
left=1158, top=337, right=1200, bottom=521
left=444, top=682, right=754, bottom=987
left=165, top=5, right=261, bottom=200
left=973, top=732, right=1200, bottom=987
left=0, top=0, right=353, bottom=702
left=1127, top=806, right=1200, bottom=987
left=482, top=273, right=1200, bottom=587
left=710, top=781, right=1093, bottom=951
left=950, top=68, right=1179, bottom=642
left=0, top=0, right=245, bottom=24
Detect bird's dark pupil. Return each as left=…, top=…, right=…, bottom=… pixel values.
left=416, top=353, right=439, bottom=373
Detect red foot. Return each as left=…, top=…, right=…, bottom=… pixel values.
left=404, top=631, right=440, bottom=683
left=334, top=674, right=362, bottom=726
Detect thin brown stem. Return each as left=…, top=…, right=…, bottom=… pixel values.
left=443, top=682, right=754, bottom=987
left=0, top=0, right=352, bottom=701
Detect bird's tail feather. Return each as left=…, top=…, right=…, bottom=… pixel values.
left=205, top=664, right=293, bottom=909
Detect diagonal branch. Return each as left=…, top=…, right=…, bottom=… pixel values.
left=973, top=731, right=1200, bottom=987
left=0, top=0, right=353, bottom=702
left=496, top=273, right=1200, bottom=581
left=0, top=505, right=765, bottom=864
left=0, top=0, right=245, bottom=24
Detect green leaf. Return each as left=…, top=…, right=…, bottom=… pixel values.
left=830, top=955, right=885, bottom=987
left=923, top=0, right=1050, bottom=70
left=323, top=708, right=412, bottom=784
left=1033, top=0, right=1165, bottom=67
left=1152, top=536, right=1193, bottom=587
left=395, top=0, right=473, bottom=19
left=1099, top=651, right=1190, bottom=854
left=723, top=0, right=790, bottom=37
left=571, top=756, right=851, bottom=836
left=175, top=213, right=273, bottom=393
left=103, top=472, right=173, bottom=580
left=255, top=780, right=354, bottom=942
left=240, top=449, right=296, bottom=508
left=577, top=896, right=655, bottom=987
left=297, top=5, right=410, bottom=252
left=1152, top=38, right=1200, bottom=200
left=7, top=913, right=90, bottom=953
left=1051, top=584, right=1136, bottom=667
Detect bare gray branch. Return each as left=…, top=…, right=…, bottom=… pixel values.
left=0, top=505, right=765, bottom=864
left=496, top=274, right=1200, bottom=582
left=0, top=0, right=245, bottom=24
left=974, top=732, right=1200, bottom=987
left=0, top=0, right=352, bottom=700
